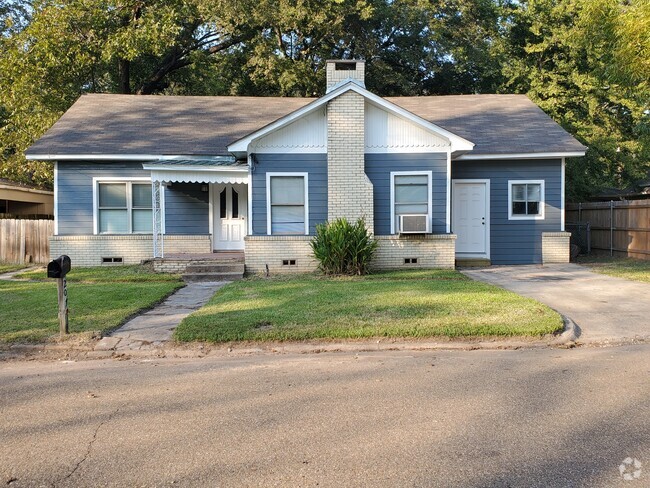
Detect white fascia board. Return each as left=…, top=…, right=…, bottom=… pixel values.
left=228, top=81, right=475, bottom=154
left=26, top=154, right=166, bottom=161
left=141, top=164, right=248, bottom=172
left=25, top=154, right=235, bottom=162
left=454, top=151, right=586, bottom=161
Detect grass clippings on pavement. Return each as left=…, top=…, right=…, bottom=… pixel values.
left=577, top=256, right=650, bottom=283
left=1, top=265, right=183, bottom=343
left=175, top=269, right=562, bottom=343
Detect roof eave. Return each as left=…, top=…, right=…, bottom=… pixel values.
left=454, top=150, right=586, bottom=161
left=24, top=154, right=233, bottom=161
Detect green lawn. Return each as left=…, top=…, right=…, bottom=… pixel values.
left=577, top=256, right=650, bottom=283
left=0, top=263, right=29, bottom=274
left=1, top=266, right=183, bottom=342
left=175, top=270, right=562, bottom=343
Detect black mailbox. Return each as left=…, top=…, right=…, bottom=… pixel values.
left=47, top=255, right=71, bottom=279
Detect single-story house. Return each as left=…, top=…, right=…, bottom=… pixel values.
left=26, top=60, right=586, bottom=272
left=0, top=178, right=53, bottom=217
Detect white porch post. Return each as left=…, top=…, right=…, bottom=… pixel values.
left=152, top=180, right=164, bottom=258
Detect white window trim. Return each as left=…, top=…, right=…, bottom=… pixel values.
left=92, top=177, right=154, bottom=235
left=508, top=180, right=545, bottom=221
left=390, top=171, right=433, bottom=235
left=266, top=172, right=309, bottom=236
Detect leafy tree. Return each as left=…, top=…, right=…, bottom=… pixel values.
left=0, top=0, right=647, bottom=199
left=499, top=0, right=649, bottom=201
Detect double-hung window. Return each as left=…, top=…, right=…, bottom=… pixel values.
left=267, top=173, right=308, bottom=235
left=96, top=181, right=153, bottom=234
left=508, top=180, right=545, bottom=220
left=391, top=171, right=432, bottom=233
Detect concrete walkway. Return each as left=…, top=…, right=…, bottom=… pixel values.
left=95, top=281, right=228, bottom=352
left=463, top=264, right=650, bottom=344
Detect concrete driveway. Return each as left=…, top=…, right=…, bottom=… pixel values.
left=462, top=264, right=650, bottom=344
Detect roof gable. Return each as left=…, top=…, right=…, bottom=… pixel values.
left=228, top=81, right=474, bottom=156
left=251, top=107, right=327, bottom=154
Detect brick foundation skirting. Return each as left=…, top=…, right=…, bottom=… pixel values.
left=245, top=236, right=317, bottom=275
left=49, top=235, right=211, bottom=266
left=374, top=234, right=456, bottom=270
left=542, top=232, right=571, bottom=264
left=245, top=234, right=457, bottom=275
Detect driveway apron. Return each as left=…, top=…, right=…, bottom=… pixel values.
left=462, top=264, right=650, bottom=344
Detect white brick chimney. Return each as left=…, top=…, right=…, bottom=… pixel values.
left=326, top=60, right=374, bottom=232
left=326, top=60, right=366, bottom=92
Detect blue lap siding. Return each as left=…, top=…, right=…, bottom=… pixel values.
left=56, top=162, right=150, bottom=235
left=365, top=153, right=448, bottom=235
left=56, top=162, right=208, bottom=235
left=164, top=183, right=209, bottom=235
left=452, top=159, right=562, bottom=264
left=251, top=153, right=327, bottom=235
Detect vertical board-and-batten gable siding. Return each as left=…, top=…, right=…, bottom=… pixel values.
left=251, top=154, right=327, bottom=236
left=366, top=153, right=448, bottom=235
left=364, top=102, right=449, bottom=153
left=164, top=183, right=209, bottom=235
left=452, top=159, right=562, bottom=264
left=251, top=108, right=327, bottom=153
left=57, top=162, right=208, bottom=235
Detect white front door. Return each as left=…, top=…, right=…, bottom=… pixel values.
left=452, top=180, right=489, bottom=257
left=213, top=184, right=247, bottom=250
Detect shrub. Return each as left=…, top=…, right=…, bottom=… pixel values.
left=310, top=218, right=378, bottom=275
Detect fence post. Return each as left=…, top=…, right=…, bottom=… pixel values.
left=19, top=219, right=26, bottom=264
left=578, top=202, right=582, bottom=222
left=610, top=200, right=614, bottom=257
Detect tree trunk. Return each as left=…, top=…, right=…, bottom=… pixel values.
left=118, top=59, right=131, bottom=94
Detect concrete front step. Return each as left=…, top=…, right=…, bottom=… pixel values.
left=185, top=263, right=245, bottom=274
left=182, top=271, right=244, bottom=283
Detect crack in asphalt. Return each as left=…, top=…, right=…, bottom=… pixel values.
left=53, top=406, right=122, bottom=487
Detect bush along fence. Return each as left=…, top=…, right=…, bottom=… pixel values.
left=0, top=219, right=54, bottom=264
left=566, top=200, right=650, bottom=260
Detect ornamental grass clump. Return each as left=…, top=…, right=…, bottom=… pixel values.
left=310, top=218, right=378, bottom=275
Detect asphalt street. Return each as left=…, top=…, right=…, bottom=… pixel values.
left=1, top=345, right=648, bottom=487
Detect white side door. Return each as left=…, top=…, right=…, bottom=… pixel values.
left=452, top=180, right=489, bottom=257
left=213, top=184, right=247, bottom=251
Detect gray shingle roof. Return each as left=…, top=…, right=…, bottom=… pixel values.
left=386, top=94, right=586, bottom=155
left=26, top=93, right=585, bottom=158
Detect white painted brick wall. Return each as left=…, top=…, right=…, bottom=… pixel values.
left=542, top=232, right=571, bottom=264
left=245, top=236, right=317, bottom=275
left=326, top=61, right=365, bottom=90
left=373, top=235, right=456, bottom=270
left=245, top=234, right=456, bottom=275
left=327, top=90, right=374, bottom=233
left=49, top=235, right=211, bottom=266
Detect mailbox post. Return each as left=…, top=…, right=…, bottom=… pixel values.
left=47, top=255, right=71, bottom=335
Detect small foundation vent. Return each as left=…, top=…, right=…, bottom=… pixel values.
left=102, top=257, right=123, bottom=264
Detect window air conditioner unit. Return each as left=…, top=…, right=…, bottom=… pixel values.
left=399, top=215, right=430, bottom=234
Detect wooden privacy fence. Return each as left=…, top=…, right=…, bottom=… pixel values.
left=0, top=219, right=54, bottom=264
left=566, top=200, right=650, bottom=260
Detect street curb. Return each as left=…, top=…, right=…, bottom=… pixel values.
left=552, top=313, right=581, bottom=345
